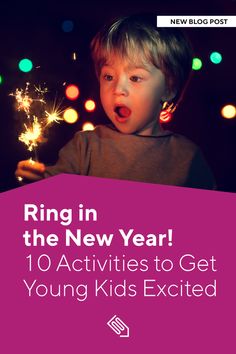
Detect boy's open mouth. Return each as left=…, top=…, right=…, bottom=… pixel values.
left=114, top=105, right=131, bottom=119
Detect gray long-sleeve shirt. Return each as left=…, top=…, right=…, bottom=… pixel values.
left=45, top=124, right=215, bottom=189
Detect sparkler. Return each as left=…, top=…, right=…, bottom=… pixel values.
left=10, top=82, right=64, bottom=159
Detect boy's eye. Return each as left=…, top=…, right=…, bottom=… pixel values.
left=130, top=76, right=142, bottom=82
left=103, top=74, right=113, bottom=81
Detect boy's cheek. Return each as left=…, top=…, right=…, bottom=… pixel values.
left=100, top=86, right=107, bottom=98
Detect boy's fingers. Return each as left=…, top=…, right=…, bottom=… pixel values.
left=17, top=160, right=46, bottom=173
left=15, top=160, right=46, bottom=182
left=15, top=169, right=43, bottom=181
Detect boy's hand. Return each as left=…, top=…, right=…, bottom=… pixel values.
left=15, top=160, right=46, bottom=181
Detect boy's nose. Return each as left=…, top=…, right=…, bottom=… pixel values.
left=114, top=77, right=129, bottom=96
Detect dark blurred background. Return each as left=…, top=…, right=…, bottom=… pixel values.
left=0, top=0, right=236, bottom=192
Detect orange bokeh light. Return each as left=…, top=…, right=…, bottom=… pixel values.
left=65, top=84, right=80, bottom=100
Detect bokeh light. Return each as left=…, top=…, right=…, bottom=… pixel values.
left=84, top=99, right=96, bottom=112
left=82, top=122, right=95, bottom=131
left=210, top=51, right=222, bottom=64
left=63, top=108, right=79, bottom=124
left=62, top=20, right=74, bottom=33
left=221, top=104, right=236, bottom=119
left=0, top=75, right=3, bottom=84
left=18, top=58, right=33, bottom=73
left=192, top=57, right=202, bottom=71
left=65, top=84, right=80, bottom=100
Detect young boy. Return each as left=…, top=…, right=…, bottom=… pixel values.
left=15, top=14, right=215, bottom=189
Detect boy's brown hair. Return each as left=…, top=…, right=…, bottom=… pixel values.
left=91, top=14, right=193, bottom=104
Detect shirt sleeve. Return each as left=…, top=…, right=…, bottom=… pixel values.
left=44, top=132, right=82, bottom=177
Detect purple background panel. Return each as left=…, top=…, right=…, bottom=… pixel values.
left=1, top=174, right=235, bottom=353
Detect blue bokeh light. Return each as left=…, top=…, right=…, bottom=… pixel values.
left=62, top=20, right=74, bottom=33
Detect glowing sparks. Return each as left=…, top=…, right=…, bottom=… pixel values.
left=11, top=82, right=64, bottom=156
left=44, top=96, right=65, bottom=127
left=17, top=92, right=32, bottom=113
left=19, top=117, right=42, bottom=151
left=45, top=112, right=62, bottom=125
left=10, top=82, right=47, bottom=117
left=10, top=83, right=32, bottom=115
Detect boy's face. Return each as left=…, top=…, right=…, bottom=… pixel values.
left=99, top=53, right=170, bottom=136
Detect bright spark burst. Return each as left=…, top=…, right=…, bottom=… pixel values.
left=19, top=117, right=42, bottom=151
left=11, top=82, right=64, bottom=155
left=45, top=111, right=62, bottom=125
left=44, top=95, right=65, bottom=126
left=10, top=82, right=47, bottom=117
left=45, top=108, right=64, bottom=126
